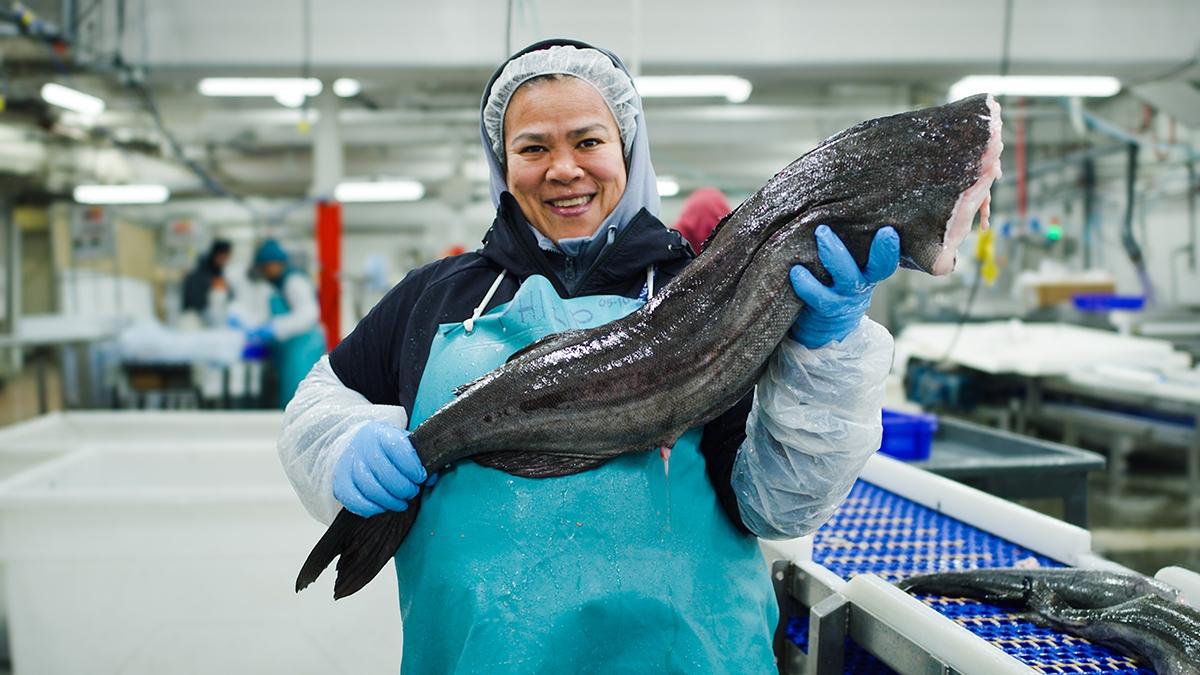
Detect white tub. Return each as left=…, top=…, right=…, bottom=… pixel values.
left=0, top=411, right=283, bottom=452
left=0, top=446, right=402, bottom=674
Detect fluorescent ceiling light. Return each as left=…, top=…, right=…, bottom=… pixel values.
left=41, top=83, right=106, bottom=116
left=634, top=76, right=752, bottom=103
left=656, top=177, right=680, bottom=197
left=198, top=77, right=322, bottom=98
left=949, top=75, right=1121, bottom=101
left=333, top=78, right=362, bottom=97
left=74, top=184, right=169, bottom=205
left=334, top=180, right=424, bottom=203
left=274, top=91, right=307, bottom=108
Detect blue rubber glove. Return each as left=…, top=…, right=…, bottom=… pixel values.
left=788, top=225, right=900, bottom=349
left=245, top=324, right=274, bottom=344
left=333, top=421, right=429, bottom=517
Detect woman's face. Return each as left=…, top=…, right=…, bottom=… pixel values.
left=503, top=76, right=627, bottom=242
left=260, top=261, right=285, bottom=281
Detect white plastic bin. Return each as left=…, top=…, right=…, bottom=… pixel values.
left=0, top=411, right=282, bottom=451
left=0, top=414, right=84, bottom=663
left=0, top=446, right=402, bottom=674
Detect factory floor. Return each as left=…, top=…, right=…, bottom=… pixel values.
left=1017, top=450, right=1200, bottom=575
left=1086, top=455, right=1200, bottom=575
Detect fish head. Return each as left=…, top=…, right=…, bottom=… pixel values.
left=791, top=94, right=1003, bottom=280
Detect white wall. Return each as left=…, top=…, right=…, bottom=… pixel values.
left=1107, top=190, right=1200, bottom=306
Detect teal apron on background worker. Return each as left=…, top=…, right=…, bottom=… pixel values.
left=267, top=275, right=326, bottom=407
left=396, top=273, right=778, bottom=674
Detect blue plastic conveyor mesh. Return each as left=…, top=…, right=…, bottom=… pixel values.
left=788, top=480, right=1154, bottom=674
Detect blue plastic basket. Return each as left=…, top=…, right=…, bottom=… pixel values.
left=878, top=409, right=937, bottom=461
left=1071, top=294, right=1145, bottom=312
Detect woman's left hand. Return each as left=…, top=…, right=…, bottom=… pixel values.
left=788, top=225, right=900, bottom=349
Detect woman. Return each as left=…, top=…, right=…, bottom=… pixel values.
left=672, top=187, right=730, bottom=253
left=180, top=238, right=232, bottom=326
left=280, top=39, right=898, bottom=673
left=243, top=239, right=326, bottom=407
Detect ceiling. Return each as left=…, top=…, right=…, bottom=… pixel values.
left=1, top=0, right=1198, bottom=238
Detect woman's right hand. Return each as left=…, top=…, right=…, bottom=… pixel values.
left=333, top=421, right=428, bottom=517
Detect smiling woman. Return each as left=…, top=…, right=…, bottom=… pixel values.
left=503, top=76, right=628, bottom=241
left=279, top=37, right=900, bottom=675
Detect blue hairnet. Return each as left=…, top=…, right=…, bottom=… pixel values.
left=254, top=239, right=289, bottom=266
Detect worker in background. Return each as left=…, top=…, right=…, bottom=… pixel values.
left=672, top=186, right=731, bottom=254
left=181, top=238, right=232, bottom=325
left=278, top=39, right=898, bottom=672
left=244, top=239, right=326, bottom=407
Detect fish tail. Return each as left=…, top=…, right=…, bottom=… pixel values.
left=1024, top=579, right=1092, bottom=627
left=295, top=498, right=421, bottom=599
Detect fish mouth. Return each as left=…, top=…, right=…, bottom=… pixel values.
left=930, top=95, right=1004, bottom=276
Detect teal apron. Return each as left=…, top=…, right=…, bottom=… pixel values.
left=395, top=274, right=777, bottom=674
left=267, top=276, right=326, bottom=407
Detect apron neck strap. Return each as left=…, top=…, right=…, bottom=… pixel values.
left=464, top=265, right=654, bottom=334
left=464, top=270, right=508, bottom=333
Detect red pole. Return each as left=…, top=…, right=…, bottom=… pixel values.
left=315, top=200, right=342, bottom=350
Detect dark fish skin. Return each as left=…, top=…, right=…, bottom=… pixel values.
left=297, top=94, right=1004, bottom=599
left=898, top=567, right=1181, bottom=609
left=1026, top=581, right=1200, bottom=675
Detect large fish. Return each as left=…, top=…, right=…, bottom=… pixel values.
left=1025, top=581, right=1200, bottom=675
left=297, top=93, right=1004, bottom=599
left=897, top=567, right=1181, bottom=609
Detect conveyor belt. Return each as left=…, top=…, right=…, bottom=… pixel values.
left=788, top=481, right=1154, bottom=674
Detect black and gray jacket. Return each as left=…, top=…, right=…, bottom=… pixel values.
left=325, top=194, right=756, bottom=533
left=277, top=195, right=893, bottom=539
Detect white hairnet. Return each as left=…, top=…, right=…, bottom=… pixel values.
left=483, top=45, right=639, bottom=162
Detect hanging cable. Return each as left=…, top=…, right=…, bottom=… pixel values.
left=130, top=80, right=244, bottom=203
left=630, top=0, right=642, bottom=77
left=71, top=0, right=104, bottom=38
left=1189, top=156, right=1197, bottom=271
left=998, top=0, right=1014, bottom=80
left=1121, top=142, right=1154, bottom=303
left=940, top=0, right=1014, bottom=363
left=300, top=0, right=312, bottom=122
left=504, top=0, right=514, bottom=56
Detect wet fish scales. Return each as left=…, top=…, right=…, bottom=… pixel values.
left=298, top=94, right=1004, bottom=599
left=897, top=567, right=1181, bottom=609
left=1026, top=582, right=1200, bottom=675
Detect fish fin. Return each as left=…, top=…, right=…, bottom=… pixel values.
left=505, top=329, right=590, bottom=364
left=1015, top=610, right=1056, bottom=630
left=473, top=451, right=610, bottom=477
left=295, top=502, right=421, bottom=600
left=295, top=509, right=355, bottom=592
left=1024, top=580, right=1092, bottom=627
left=453, top=373, right=489, bottom=397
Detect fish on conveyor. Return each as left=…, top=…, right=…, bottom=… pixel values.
left=897, top=567, right=1181, bottom=609
left=297, top=93, right=1005, bottom=600
left=1025, top=581, right=1200, bottom=675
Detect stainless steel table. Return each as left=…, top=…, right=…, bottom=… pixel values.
left=909, top=416, right=1106, bottom=527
